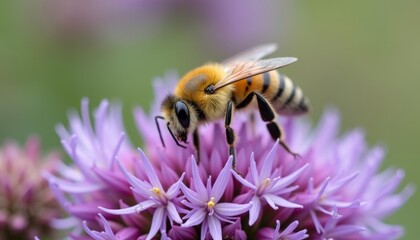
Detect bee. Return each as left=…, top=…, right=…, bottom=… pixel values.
left=155, top=44, right=309, bottom=167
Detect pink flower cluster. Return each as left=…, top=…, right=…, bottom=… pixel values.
left=0, top=138, right=61, bottom=239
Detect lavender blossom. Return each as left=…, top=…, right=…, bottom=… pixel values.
left=99, top=149, right=185, bottom=240
left=181, top=156, right=252, bottom=239
left=231, top=141, right=308, bottom=225
left=45, top=99, right=136, bottom=234
left=0, top=137, right=61, bottom=239
left=48, top=73, right=413, bottom=239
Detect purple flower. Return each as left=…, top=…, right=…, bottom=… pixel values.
left=295, top=173, right=362, bottom=234
left=0, top=137, right=62, bottom=239
left=99, top=149, right=185, bottom=240
left=45, top=99, right=136, bottom=234
left=232, top=141, right=308, bottom=225
left=181, top=156, right=252, bottom=239
left=48, top=73, right=413, bottom=239
left=257, top=220, right=309, bottom=240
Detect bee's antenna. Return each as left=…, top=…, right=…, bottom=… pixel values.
left=166, top=122, right=187, bottom=149
left=155, top=116, right=166, bottom=148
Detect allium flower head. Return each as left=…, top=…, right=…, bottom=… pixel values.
left=0, top=137, right=61, bottom=239
left=48, top=73, right=413, bottom=239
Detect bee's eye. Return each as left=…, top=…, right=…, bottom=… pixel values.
left=175, top=101, right=190, bottom=129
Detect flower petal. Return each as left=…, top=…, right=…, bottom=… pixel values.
left=116, top=158, right=149, bottom=196
left=46, top=173, right=104, bottom=193
left=248, top=196, right=261, bottom=225
left=249, top=153, right=259, bottom=185
left=273, top=220, right=281, bottom=240
left=269, top=163, right=309, bottom=193
left=214, top=202, right=252, bottom=217
left=231, top=169, right=258, bottom=191
left=167, top=201, right=182, bottom=224
left=282, top=220, right=299, bottom=236
left=99, top=200, right=156, bottom=215
left=310, top=210, right=323, bottom=233
left=259, top=140, right=279, bottom=181
left=263, top=194, right=302, bottom=209
left=208, top=215, right=222, bottom=240
left=182, top=208, right=206, bottom=227
left=211, top=156, right=233, bottom=202
left=191, top=156, right=208, bottom=196
left=98, top=214, right=113, bottom=236
left=138, top=148, right=163, bottom=190
left=109, top=132, right=126, bottom=168
left=201, top=219, right=209, bottom=240
left=146, top=207, right=164, bottom=240
left=181, top=183, right=205, bottom=205
left=166, top=172, right=185, bottom=199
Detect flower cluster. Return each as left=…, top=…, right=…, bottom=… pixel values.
left=38, top=0, right=287, bottom=51
left=0, top=137, right=61, bottom=239
left=47, top=73, right=413, bottom=239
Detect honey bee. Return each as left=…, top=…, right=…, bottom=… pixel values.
left=155, top=44, right=309, bottom=166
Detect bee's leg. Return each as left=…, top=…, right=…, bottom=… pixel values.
left=225, top=100, right=237, bottom=169
left=193, top=128, right=200, bottom=163
left=249, top=111, right=256, bottom=138
left=253, top=92, right=300, bottom=159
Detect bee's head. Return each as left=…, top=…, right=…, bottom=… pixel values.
left=161, top=95, right=199, bottom=144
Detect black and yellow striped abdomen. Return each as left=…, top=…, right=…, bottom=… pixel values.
left=232, top=70, right=309, bottom=115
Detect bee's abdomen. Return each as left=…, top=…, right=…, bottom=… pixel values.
left=233, top=71, right=309, bottom=115
left=269, top=72, right=309, bottom=115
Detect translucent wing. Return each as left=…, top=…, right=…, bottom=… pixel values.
left=214, top=57, right=297, bottom=90
left=222, top=43, right=278, bottom=66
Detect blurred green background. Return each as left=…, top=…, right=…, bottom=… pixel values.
left=0, top=0, right=418, bottom=238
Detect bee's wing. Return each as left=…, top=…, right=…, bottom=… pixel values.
left=214, top=57, right=297, bottom=90
left=222, top=43, right=278, bottom=65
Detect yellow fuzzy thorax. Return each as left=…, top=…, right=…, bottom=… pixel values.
left=174, top=63, right=234, bottom=121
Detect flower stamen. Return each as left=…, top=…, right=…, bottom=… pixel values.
left=207, top=197, right=215, bottom=209
left=257, top=178, right=271, bottom=195
left=263, top=178, right=271, bottom=186
left=151, top=186, right=168, bottom=204
left=152, top=187, right=161, bottom=195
